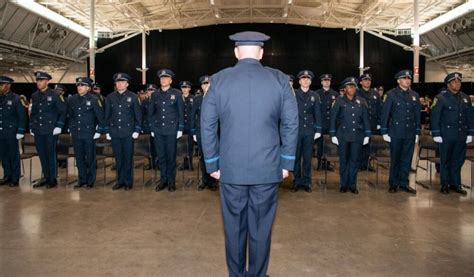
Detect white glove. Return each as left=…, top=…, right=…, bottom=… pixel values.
left=383, top=134, right=391, bottom=142
left=331, top=136, right=339, bottom=145
left=415, top=135, right=419, bottom=144
left=176, top=131, right=183, bottom=139
left=314, top=132, right=321, bottom=140
left=433, top=136, right=443, bottom=143
left=93, top=132, right=101, bottom=140
left=30, top=131, right=34, bottom=137
left=132, top=132, right=139, bottom=139
left=16, top=134, right=24, bottom=140
left=53, top=127, right=62, bottom=135
left=467, top=136, right=473, bottom=144
left=151, top=132, right=155, bottom=138
left=363, top=137, right=369, bottom=145
left=106, top=133, right=112, bottom=140
left=282, top=169, right=289, bottom=179
left=193, top=135, right=197, bottom=142
left=377, top=125, right=381, bottom=130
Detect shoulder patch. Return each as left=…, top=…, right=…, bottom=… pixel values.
left=59, top=95, right=64, bottom=102
left=431, top=97, right=438, bottom=109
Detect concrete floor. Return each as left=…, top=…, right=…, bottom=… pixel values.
left=0, top=157, right=473, bottom=276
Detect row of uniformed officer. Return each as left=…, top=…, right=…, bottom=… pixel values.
left=330, top=77, right=371, bottom=194
left=149, top=69, right=184, bottom=192
left=30, top=71, right=67, bottom=189
left=190, top=75, right=217, bottom=191
left=178, top=80, right=195, bottom=171
left=291, top=70, right=322, bottom=193
left=0, top=76, right=27, bottom=187
left=430, top=72, right=473, bottom=195
left=67, top=77, right=105, bottom=189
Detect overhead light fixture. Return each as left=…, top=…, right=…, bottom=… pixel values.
left=288, top=0, right=293, bottom=4
left=210, top=0, right=215, bottom=5
left=270, top=20, right=274, bottom=23
left=215, top=13, right=220, bottom=18
left=419, top=0, right=474, bottom=35
left=229, top=21, right=233, bottom=23
left=306, top=22, right=310, bottom=26
left=12, top=0, right=91, bottom=37
left=0, top=54, right=3, bottom=60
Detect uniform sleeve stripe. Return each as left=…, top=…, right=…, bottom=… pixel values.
left=281, top=154, right=295, bottom=160
left=205, top=156, right=219, bottom=163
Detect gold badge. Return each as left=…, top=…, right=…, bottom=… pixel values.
left=98, top=100, right=102, bottom=107
left=431, top=98, right=438, bottom=108
left=59, top=95, right=64, bottom=102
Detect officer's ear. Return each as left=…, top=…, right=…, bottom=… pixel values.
left=258, top=47, right=263, bottom=60
left=234, top=47, right=239, bottom=60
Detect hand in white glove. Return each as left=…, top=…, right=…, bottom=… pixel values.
left=331, top=136, right=339, bottom=145
left=16, top=134, right=24, bottom=140
left=193, top=135, right=197, bottom=142
left=106, top=133, right=112, bottom=140
left=30, top=131, right=34, bottom=137
left=377, top=125, right=381, bottom=130
left=467, top=135, right=473, bottom=144
left=151, top=132, right=155, bottom=138
left=210, top=170, right=220, bottom=180
left=176, top=131, right=183, bottom=139
left=93, top=133, right=101, bottom=140
left=433, top=136, right=443, bottom=143
left=314, top=132, right=321, bottom=140
left=383, top=134, right=391, bottom=143
left=415, top=135, right=419, bottom=144
left=363, top=137, right=369, bottom=145
left=132, top=132, right=139, bottom=139
left=53, top=127, right=62, bottom=135
left=282, top=169, right=289, bottom=179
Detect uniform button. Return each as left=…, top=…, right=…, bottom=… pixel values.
left=78, top=115, right=81, bottom=117
left=118, top=119, right=121, bottom=122
left=447, top=126, right=450, bottom=128
left=352, top=121, right=355, bottom=123
left=40, top=104, right=42, bottom=106
left=162, top=109, right=165, bottom=112
left=39, top=110, right=42, bottom=112
left=162, top=123, right=165, bottom=126
left=162, top=116, right=165, bottom=118
left=79, top=108, right=81, bottom=110
left=40, top=124, right=42, bottom=126
left=352, top=106, right=354, bottom=109
left=78, top=121, right=81, bottom=124
left=118, top=126, right=121, bottom=128
left=40, top=117, right=42, bottom=119
left=119, top=105, right=122, bottom=108
left=163, top=102, right=165, bottom=104
left=118, top=112, right=122, bottom=115
left=78, top=128, right=80, bottom=130
left=303, top=125, right=306, bottom=127
left=353, top=128, right=355, bottom=131
left=304, top=117, right=307, bottom=120
left=352, top=113, right=355, bottom=116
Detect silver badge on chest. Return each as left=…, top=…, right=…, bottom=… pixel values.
left=127, top=97, right=131, bottom=103
left=7, top=100, right=12, bottom=105
left=47, top=96, right=52, bottom=101
left=86, top=101, right=91, bottom=106
left=311, top=96, right=315, bottom=102
left=412, top=96, right=416, bottom=101
left=356, top=99, right=360, bottom=104
left=464, top=98, right=468, bottom=103
left=171, top=95, right=175, bottom=100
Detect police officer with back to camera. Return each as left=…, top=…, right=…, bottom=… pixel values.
left=104, top=73, right=142, bottom=191
left=144, top=84, right=158, bottom=170
left=356, top=73, right=382, bottom=171
left=291, top=69, right=322, bottom=193
left=92, top=83, right=105, bottom=106
left=191, top=75, right=217, bottom=191
left=0, top=76, right=27, bottom=187
left=149, top=69, right=184, bottom=192
left=178, top=80, right=195, bottom=171
left=67, top=77, right=105, bottom=189
left=430, top=72, right=473, bottom=195
left=315, top=73, right=339, bottom=171
left=380, top=70, right=420, bottom=194
left=30, top=71, right=67, bottom=189
left=201, top=31, right=298, bottom=277
left=330, top=77, right=371, bottom=194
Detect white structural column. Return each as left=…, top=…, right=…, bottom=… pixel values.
left=141, top=31, right=148, bottom=85
left=89, top=0, right=96, bottom=81
left=359, top=28, right=365, bottom=76
left=413, top=0, right=420, bottom=83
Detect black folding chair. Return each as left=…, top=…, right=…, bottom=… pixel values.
left=414, top=134, right=439, bottom=190
left=322, top=135, right=339, bottom=186
left=367, top=135, right=391, bottom=188
left=132, top=134, right=151, bottom=187
left=95, top=136, right=115, bottom=187
left=57, top=134, right=77, bottom=186
left=464, top=142, right=474, bottom=192
left=176, top=135, right=194, bottom=189
left=20, top=133, right=38, bottom=185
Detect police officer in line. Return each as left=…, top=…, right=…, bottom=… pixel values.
left=67, top=77, right=105, bottom=189
left=380, top=70, right=420, bottom=194
left=92, top=83, right=105, bottom=106
left=291, top=70, right=322, bottom=193
left=191, top=75, right=217, bottom=191
left=145, top=84, right=158, bottom=169
left=178, top=80, right=195, bottom=171
left=201, top=31, right=298, bottom=277
left=356, top=73, right=382, bottom=171
left=30, top=71, right=67, bottom=189
left=315, top=73, right=339, bottom=171
left=54, top=84, right=67, bottom=97
left=149, top=69, right=184, bottom=192
left=430, top=72, right=473, bottom=195
left=104, top=73, right=142, bottom=191
left=330, top=77, right=371, bottom=194
left=0, top=76, right=27, bottom=187
left=54, top=84, right=70, bottom=169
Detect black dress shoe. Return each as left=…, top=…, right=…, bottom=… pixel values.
left=46, top=179, right=58, bottom=189
left=401, top=186, right=417, bottom=194
left=0, top=179, right=12, bottom=186
left=349, top=188, right=359, bottom=194
left=124, top=185, right=133, bottom=191
left=452, top=186, right=467, bottom=195
left=290, top=185, right=298, bottom=193
left=168, top=183, right=176, bottom=192
left=440, top=187, right=449, bottom=194
left=209, top=184, right=218, bottom=191
left=304, top=186, right=312, bottom=193
left=86, top=183, right=94, bottom=190
left=155, top=181, right=168, bottom=192
left=112, top=183, right=125, bottom=190
left=388, top=187, right=397, bottom=193
left=367, top=165, right=375, bottom=172
left=9, top=181, right=19, bottom=187
left=197, top=183, right=207, bottom=191
left=74, top=183, right=86, bottom=189
left=340, top=187, right=347, bottom=193
left=33, top=179, right=48, bottom=188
